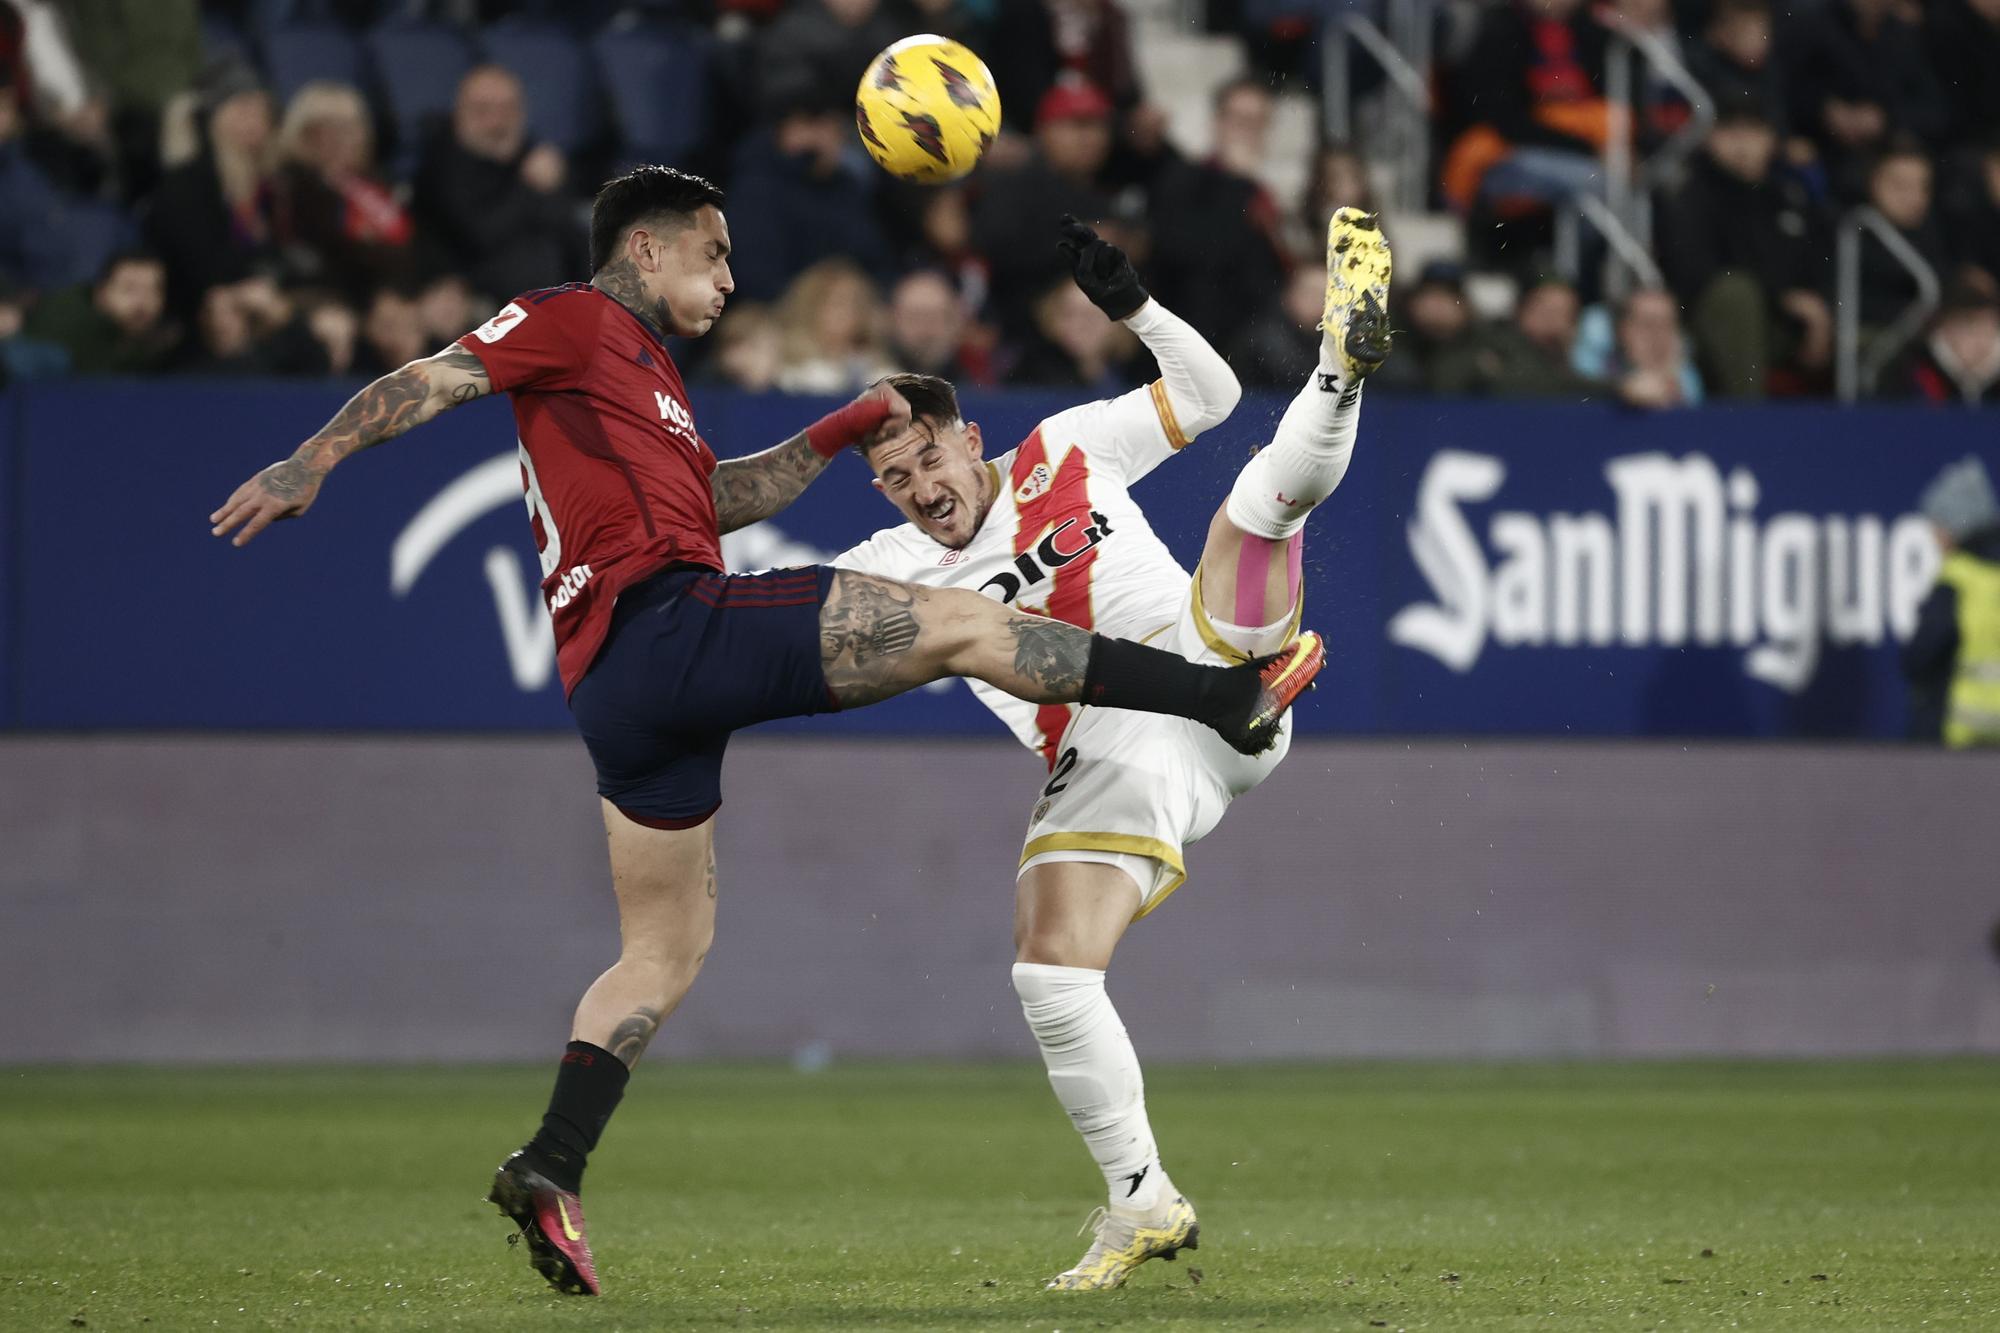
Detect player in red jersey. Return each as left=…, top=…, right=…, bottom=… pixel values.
left=209, top=166, right=1324, bottom=1297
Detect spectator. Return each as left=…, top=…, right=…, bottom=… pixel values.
left=1656, top=101, right=1832, bottom=397
left=293, top=288, right=359, bottom=378
left=885, top=268, right=990, bottom=384
left=1574, top=288, right=1705, bottom=408
left=22, top=247, right=175, bottom=374
left=0, top=61, right=93, bottom=290
left=901, top=184, right=990, bottom=317
left=755, top=0, right=901, bottom=119
left=773, top=258, right=893, bottom=394
left=972, top=77, right=1121, bottom=340
left=415, top=272, right=479, bottom=350
left=698, top=302, right=785, bottom=392
left=355, top=286, right=427, bottom=379
left=1855, top=140, right=1948, bottom=331
left=1783, top=0, right=1947, bottom=196
left=1, top=0, right=117, bottom=199
left=985, top=0, right=1141, bottom=135
left=0, top=274, right=69, bottom=382
left=1146, top=76, right=1290, bottom=347
left=1926, top=0, right=2000, bottom=155
left=1686, top=0, right=1786, bottom=134
left=59, top=0, right=202, bottom=199
left=1009, top=276, right=1144, bottom=391
left=1902, top=456, right=2000, bottom=745
left=1441, top=0, right=1610, bottom=214
left=146, top=58, right=279, bottom=318
left=177, top=275, right=324, bottom=376
left=1432, top=276, right=1595, bottom=397
left=723, top=90, right=892, bottom=303
left=1303, top=142, right=1377, bottom=238
left=1896, top=282, right=2000, bottom=406
left=1944, top=135, right=2000, bottom=291
left=1228, top=264, right=1324, bottom=390
left=1373, top=260, right=1476, bottom=395
left=412, top=65, right=582, bottom=300
left=274, top=82, right=415, bottom=304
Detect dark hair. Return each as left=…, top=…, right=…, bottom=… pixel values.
left=95, top=248, right=165, bottom=287
left=867, top=372, right=961, bottom=452
left=1869, top=135, right=1930, bottom=177
left=589, top=166, right=725, bottom=274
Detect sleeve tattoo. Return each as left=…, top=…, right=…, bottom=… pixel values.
left=258, top=348, right=490, bottom=500
left=709, top=433, right=833, bottom=534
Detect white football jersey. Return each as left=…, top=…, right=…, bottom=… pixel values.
left=832, top=382, right=1197, bottom=763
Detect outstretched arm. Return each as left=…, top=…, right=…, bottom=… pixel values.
left=1056, top=215, right=1240, bottom=440
left=210, top=345, right=492, bottom=547
left=710, top=381, right=911, bottom=534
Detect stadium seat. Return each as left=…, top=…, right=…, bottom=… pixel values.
left=364, top=20, right=475, bottom=174
left=480, top=21, right=602, bottom=157
left=260, top=24, right=365, bottom=105
left=591, top=22, right=713, bottom=170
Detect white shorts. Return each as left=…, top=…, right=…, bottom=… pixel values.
left=1017, top=569, right=1298, bottom=920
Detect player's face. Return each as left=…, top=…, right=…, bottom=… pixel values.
left=868, top=418, right=992, bottom=549
left=652, top=206, right=735, bottom=337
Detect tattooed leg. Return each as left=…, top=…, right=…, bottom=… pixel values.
left=820, top=570, right=1095, bottom=708
left=569, top=802, right=719, bottom=1068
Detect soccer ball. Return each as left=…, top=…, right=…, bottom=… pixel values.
left=854, top=35, right=1002, bottom=184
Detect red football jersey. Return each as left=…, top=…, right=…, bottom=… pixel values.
left=458, top=284, right=722, bottom=696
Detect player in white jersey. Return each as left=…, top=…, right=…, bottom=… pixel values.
left=832, top=212, right=1390, bottom=1289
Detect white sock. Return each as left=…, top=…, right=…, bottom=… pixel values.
left=1225, top=343, right=1364, bottom=541
left=1012, top=962, right=1166, bottom=1210
left=1208, top=609, right=1299, bottom=660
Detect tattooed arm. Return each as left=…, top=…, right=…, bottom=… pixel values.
left=709, top=433, right=834, bottom=535
left=710, top=383, right=913, bottom=535
left=209, top=345, right=493, bottom=547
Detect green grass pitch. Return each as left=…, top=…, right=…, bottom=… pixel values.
left=5, top=1062, right=1997, bottom=1330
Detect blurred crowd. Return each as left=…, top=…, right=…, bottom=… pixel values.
left=0, top=0, right=1996, bottom=407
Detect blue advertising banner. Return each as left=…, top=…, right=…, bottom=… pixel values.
left=1, top=381, right=1992, bottom=736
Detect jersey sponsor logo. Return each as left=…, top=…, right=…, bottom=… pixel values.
left=472, top=302, right=528, bottom=343
left=1390, top=449, right=1939, bottom=693
left=979, top=511, right=1115, bottom=605
left=1014, top=462, right=1054, bottom=504
left=548, top=562, right=594, bottom=613
left=655, top=390, right=697, bottom=438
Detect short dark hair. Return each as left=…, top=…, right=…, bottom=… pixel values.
left=589, top=166, right=725, bottom=274
left=867, top=372, right=961, bottom=453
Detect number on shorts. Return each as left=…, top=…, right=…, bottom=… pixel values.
left=1042, top=746, right=1078, bottom=799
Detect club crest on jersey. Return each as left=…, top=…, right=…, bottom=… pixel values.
left=1014, top=462, right=1055, bottom=505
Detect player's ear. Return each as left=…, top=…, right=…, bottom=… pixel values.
left=870, top=476, right=886, bottom=497
left=963, top=421, right=983, bottom=459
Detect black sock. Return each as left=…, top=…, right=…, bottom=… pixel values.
left=521, top=1041, right=630, bottom=1194
left=1082, top=635, right=1256, bottom=726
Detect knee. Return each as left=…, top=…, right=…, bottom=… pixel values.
left=623, top=923, right=714, bottom=987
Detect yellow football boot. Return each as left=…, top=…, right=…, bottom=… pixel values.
left=1045, top=1192, right=1200, bottom=1291
left=1321, top=206, right=1393, bottom=385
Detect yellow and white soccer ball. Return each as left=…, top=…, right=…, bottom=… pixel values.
left=854, top=35, right=1002, bottom=184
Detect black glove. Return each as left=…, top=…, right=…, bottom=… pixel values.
left=1056, top=214, right=1149, bottom=321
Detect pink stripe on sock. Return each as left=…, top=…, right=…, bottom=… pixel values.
left=1287, top=532, right=1303, bottom=604
left=1235, top=537, right=1276, bottom=625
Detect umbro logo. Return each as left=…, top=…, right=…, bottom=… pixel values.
left=939, top=548, right=963, bottom=566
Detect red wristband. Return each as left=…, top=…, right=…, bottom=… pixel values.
left=804, top=394, right=893, bottom=459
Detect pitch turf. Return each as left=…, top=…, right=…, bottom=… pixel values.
left=4, top=1063, right=1997, bottom=1330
